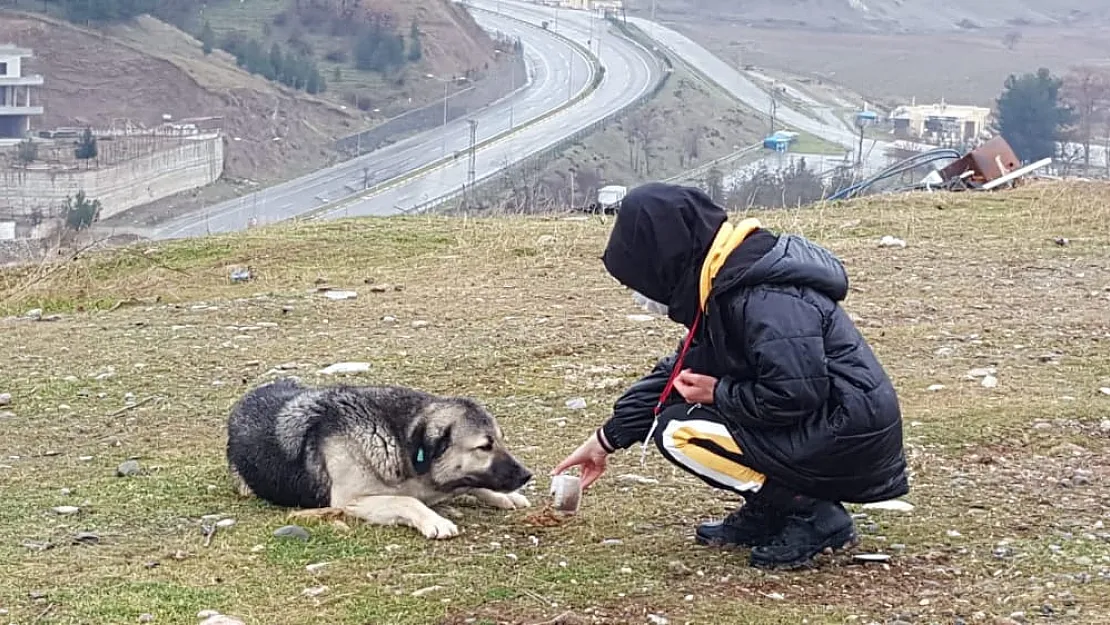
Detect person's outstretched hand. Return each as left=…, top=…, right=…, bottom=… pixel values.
left=552, top=433, right=610, bottom=489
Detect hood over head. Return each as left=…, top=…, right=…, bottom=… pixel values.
left=601, top=183, right=727, bottom=327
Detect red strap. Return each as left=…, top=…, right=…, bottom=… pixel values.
left=654, top=310, right=702, bottom=416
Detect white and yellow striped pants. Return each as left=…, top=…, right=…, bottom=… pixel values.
left=651, top=403, right=766, bottom=494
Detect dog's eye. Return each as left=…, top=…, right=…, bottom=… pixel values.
left=477, top=442, right=493, bottom=451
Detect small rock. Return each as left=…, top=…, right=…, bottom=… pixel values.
left=306, top=562, right=329, bottom=573
left=981, top=374, right=999, bottom=389
left=410, top=320, right=429, bottom=328
left=73, top=532, right=101, bottom=545
left=60, top=488, right=72, bottom=495
left=273, top=525, right=310, bottom=541
left=200, top=616, right=246, bottom=625
left=926, top=384, right=945, bottom=392
left=862, top=500, right=915, bottom=513
left=197, top=610, right=220, bottom=619
left=852, top=553, right=892, bottom=563
left=1100, top=419, right=1110, bottom=432
left=647, top=615, right=669, bottom=625
left=946, top=529, right=962, bottom=538
left=878, top=235, right=906, bottom=248
left=381, top=315, right=398, bottom=324
left=322, top=290, right=358, bottom=301
left=116, top=460, right=141, bottom=477
left=215, top=518, right=236, bottom=528
left=617, top=473, right=659, bottom=485
left=139, top=613, right=154, bottom=623
left=1075, top=556, right=1093, bottom=566
left=229, top=267, right=252, bottom=283
left=764, top=592, right=785, bottom=601
left=0, top=410, right=14, bottom=419
left=626, top=314, right=655, bottom=322
left=1054, top=237, right=1069, bottom=246
left=601, top=538, right=623, bottom=546
left=1099, top=387, right=1110, bottom=396
left=26, top=308, right=43, bottom=320
left=565, top=397, right=587, bottom=410
left=318, top=362, right=371, bottom=375
left=52, top=505, right=80, bottom=515
left=967, top=367, right=996, bottom=378
left=0, top=392, right=10, bottom=406
left=410, top=585, right=443, bottom=597
left=302, top=585, right=327, bottom=598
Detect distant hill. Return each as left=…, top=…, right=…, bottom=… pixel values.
left=630, top=0, right=1110, bottom=32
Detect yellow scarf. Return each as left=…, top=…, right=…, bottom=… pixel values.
left=698, top=217, right=762, bottom=310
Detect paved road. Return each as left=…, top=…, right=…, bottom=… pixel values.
left=150, top=10, right=595, bottom=239
left=306, top=0, right=661, bottom=220
left=622, top=15, right=896, bottom=173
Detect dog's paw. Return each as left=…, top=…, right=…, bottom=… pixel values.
left=505, top=491, right=532, bottom=509
left=473, top=489, right=531, bottom=510
left=417, top=515, right=460, bottom=540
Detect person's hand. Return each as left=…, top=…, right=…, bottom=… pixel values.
left=673, top=369, right=718, bottom=404
left=551, top=432, right=610, bottom=489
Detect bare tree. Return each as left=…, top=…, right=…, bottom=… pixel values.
left=1061, top=66, right=1110, bottom=172
left=1002, top=30, right=1023, bottom=50
left=628, top=107, right=663, bottom=176
left=681, top=128, right=700, bottom=169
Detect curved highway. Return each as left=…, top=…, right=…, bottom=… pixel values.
left=314, top=0, right=662, bottom=219
left=151, top=10, right=596, bottom=239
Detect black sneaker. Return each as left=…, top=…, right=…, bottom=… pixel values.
left=695, top=500, right=781, bottom=548
left=749, top=500, right=859, bottom=569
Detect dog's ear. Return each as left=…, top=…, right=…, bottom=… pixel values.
left=429, top=424, right=453, bottom=462
left=411, top=423, right=453, bottom=475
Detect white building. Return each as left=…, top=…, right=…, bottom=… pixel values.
left=0, top=45, right=45, bottom=142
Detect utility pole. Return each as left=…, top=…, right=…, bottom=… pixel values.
left=467, top=119, right=478, bottom=188
left=856, top=123, right=865, bottom=168
left=769, top=85, right=778, bottom=134
left=568, top=56, right=574, bottom=101
left=442, top=82, right=449, bottom=127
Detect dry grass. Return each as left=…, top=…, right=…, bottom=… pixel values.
left=2, top=181, right=1110, bottom=624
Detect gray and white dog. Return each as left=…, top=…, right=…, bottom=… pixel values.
left=226, top=378, right=534, bottom=539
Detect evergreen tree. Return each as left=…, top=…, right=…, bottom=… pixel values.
left=269, top=43, right=285, bottom=81
left=75, top=128, right=98, bottom=160
left=200, top=20, right=214, bottom=55
left=64, top=191, right=102, bottom=231
left=995, top=67, right=1074, bottom=162
left=407, top=19, right=422, bottom=62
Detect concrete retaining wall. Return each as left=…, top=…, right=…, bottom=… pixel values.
left=0, top=134, right=224, bottom=225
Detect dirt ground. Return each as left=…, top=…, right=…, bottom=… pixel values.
left=2, top=181, right=1110, bottom=623
left=626, top=0, right=1110, bottom=33
left=677, top=21, right=1110, bottom=107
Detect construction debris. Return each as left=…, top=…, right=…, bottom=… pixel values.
left=828, top=136, right=1053, bottom=201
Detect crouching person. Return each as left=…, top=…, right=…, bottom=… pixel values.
left=553, top=182, right=909, bottom=570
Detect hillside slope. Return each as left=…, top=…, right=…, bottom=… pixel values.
left=0, top=11, right=358, bottom=183
left=1, top=182, right=1110, bottom=623
left=633, top=0, right=1110, bottom=32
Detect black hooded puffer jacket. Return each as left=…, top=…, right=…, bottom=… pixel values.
left=598, top=182, right=909, bottom=504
